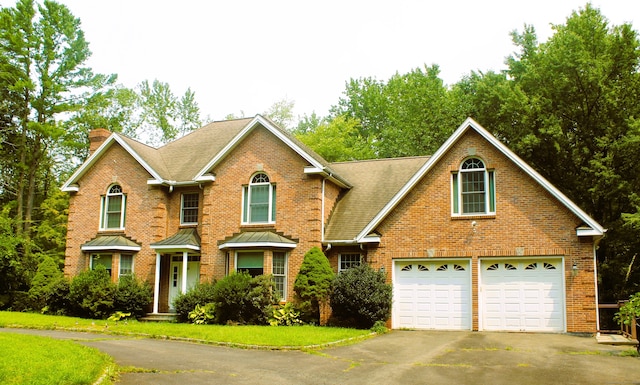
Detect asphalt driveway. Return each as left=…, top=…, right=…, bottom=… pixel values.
left=2, top=328, right=638, bottom=384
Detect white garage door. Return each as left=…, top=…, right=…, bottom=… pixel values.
left=480, top=259, right=565, bottom=332
left=393, top=260, right=471, bottom=330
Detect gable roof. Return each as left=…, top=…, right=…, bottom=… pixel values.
left=324, top=156, right=430, bottom=242
left=347, top=118, right=605, bottom=243
left=62, top=115, right=351, bottom=191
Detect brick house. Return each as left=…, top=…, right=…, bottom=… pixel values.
left=62, top=116, right=604, bottom=332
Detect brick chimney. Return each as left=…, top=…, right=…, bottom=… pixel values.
left=88, top=128, right=111, bottom=155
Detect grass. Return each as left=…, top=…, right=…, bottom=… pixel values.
left=0, top=332, right=113, bottom=385
left=0, top=311, right=373, bottom=348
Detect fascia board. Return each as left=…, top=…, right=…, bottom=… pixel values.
left=81, top=245, right=142, bottom=252
left=149, top=244, right=201, bottom=251
left=218, top=241, right=297, bottom=250
left=355, top=117, right=605, bottom=241
left=194, top=115, right=326, bottom=180
left=61, top=134, right=164, bottom=191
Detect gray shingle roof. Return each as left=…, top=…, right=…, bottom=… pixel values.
left=324, top=156, right=430, bottom=241
left=81, top=235, right=142, bottom=251
left=150, top=228, right=201, bottom=250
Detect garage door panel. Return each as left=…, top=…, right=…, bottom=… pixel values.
left=480, top=259, right=565, bottom=332
left=393, top=260, right=471, bottom=330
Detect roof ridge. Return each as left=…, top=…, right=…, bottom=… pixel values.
left=330, top=155, right=431, bottom=165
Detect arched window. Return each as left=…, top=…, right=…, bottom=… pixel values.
left=101, top=184, right=126, bottom=229
left=242, top=173, right=276, bottom=224
left=452, top=158, right=495, bottom=215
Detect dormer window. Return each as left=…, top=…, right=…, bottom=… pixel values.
left=100, top=184, right=126, bottom=230
left=242, top=173, right=276, bottom=224
left=452, top=158, right=495, bottom=215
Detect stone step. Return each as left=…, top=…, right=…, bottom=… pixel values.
left=140, top=313, right=177, bottom=322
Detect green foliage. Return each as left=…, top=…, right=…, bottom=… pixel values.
left=295, top=115, right=375, bottom=161
left=615, top=293, right=640, bottom=327
left=269, top=302, right=303, bottom=326
left=0, top=206, right=36, bottom=309
left=263, top=98, right=296, bottom=130
left=107, top=311, right=131, bottom=322
left=330, top=263, right=392, bottom=329
left=293, top=247, right=335, bottom=323
left=138, top=79, right=202, bottom=145
left=370, top=320, right=389, bottom=334
left=41, top=277, right=70, bottom=315
left=68, top=265, right=116, bottom=319
left=114, top=274, right=152, bottom=318
left=212, top=272, right=278, bottom=325
left=172, top=280, right=217, bottom=322
left=27, top=256, right=63, bottom=311
left=330, top=65, right=458, bottom=158
left=188, top=303, right=216, bottom=325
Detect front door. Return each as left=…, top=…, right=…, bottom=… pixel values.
left=168, top=258, right=200, bottom=310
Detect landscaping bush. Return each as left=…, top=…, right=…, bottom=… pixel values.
left=293, top=246, right=335, bottom=323
left=212, top=272, right=278, bottom=325
left=173, top=280, right=217, bottom=322
left=41, top=277, right=70, bottom=316
left=68, top=265, right=116, bottom=319
left=28, top=256, right=63, bottom=312
left=114, top=274, right=152, bottom=318
left=330, top=263, right=392, bottom=329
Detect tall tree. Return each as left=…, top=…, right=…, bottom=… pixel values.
left=453, top=4, right=640, bottom=300
left=0, top=0, right=104, bottom=244
left=331, top=65, right=457, bottom=158
left=137, top=79, right=201, bottom=146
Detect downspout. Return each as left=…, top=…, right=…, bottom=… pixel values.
left=593, top=237, right=603, bottom=333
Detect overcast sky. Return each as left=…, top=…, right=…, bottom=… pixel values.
left=52, top=0, right=640, bottom=121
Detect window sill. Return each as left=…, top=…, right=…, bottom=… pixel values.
left=241, top=223, right=276, bottom=229
left=451, top=214, right=496, bottom=220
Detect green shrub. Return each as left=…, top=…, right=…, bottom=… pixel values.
left=68, top=265, right=116, bottom=319
left=270, top=302, right=304, bottom=326
left=28, top=256, right=64, bottom=311
left=213, top=272, right=278, bottom=325
left=114, top=275, right=152, bottom=318
left=173, top=280, right=217, bottom=322
left=330, top=263, right=392, bottom=329
left=42, top=277, right=70, bottom=315
left=293, top=246, right=335, bottom=323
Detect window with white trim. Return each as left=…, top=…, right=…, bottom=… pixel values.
left=272, top=252, right=287, bottom=300
left=242, top=173, right=276, bottom=224
left=452, top=158, right=495, bottom=215
left=100, top=185, right=126, bottom=230
left=236, top=251, right=264, bottom=277
left=181, top=193, right=199, bottom=225
left=91, top=254, right=113, bottom=276
left=339, top=253, right=362, bottom=272
left=119, top=254, right=133, bottom=276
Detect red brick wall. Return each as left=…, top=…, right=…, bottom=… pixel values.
left=365, top=130, right=597, bottom=332
left=199, top=126, right=327, bottom=299
left=65, top=143, right=168, bottom=284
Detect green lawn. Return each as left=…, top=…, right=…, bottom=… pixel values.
left=0, top=311, right=373, bottom=348
left=0, top=332, right=113, bottom=385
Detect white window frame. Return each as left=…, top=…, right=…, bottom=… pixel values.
left=119, top=254, right=134, bottom=277
left=272, top=252, right=288, bottom=301
left=339, top=253, right=362, bottom=273
left=180, top=193, right=199, bottom=225
left=452, top=157, right=495, bottom=216
left=90, top=253, right=113, bottom=276
left=242, top=173, right=276, bottom=224
left=100, top=184, right=126, bottom=230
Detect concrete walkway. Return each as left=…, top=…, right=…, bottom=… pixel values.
left=1, top=328, right=638, bottom=384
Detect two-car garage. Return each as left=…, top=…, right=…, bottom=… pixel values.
left=392, top=258, right=565, bottom=332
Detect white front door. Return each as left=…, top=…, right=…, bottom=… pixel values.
left=168, top=260, right=200, bottom=310
left=480, top=258, right=565, bottom=332
left=393, top=259, right=471, bottom=330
